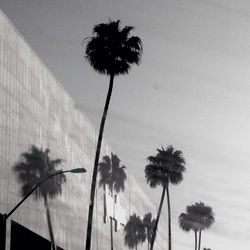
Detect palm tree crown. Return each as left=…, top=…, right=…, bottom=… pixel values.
left=85, top=20, right=142, bottom=76
left=124, top=214, right=146, bottom=249
left=186, top=202, right=215, bottom=231
left=99, top=152, right=127, bottom=194
left=13, top=145, right=66, bottom=200
left=145, top=145, right=186, bottom=188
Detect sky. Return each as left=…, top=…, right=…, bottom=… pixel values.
left=1, top=0, right=250, bottom=249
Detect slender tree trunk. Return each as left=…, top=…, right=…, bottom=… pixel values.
left=194, top=230, right=197, bottom=250
left=110, top=217, right=114, bottom=250
left=44, top=196, right=56, bottom=250
left=198, top=229, right=201, bottom=250
left=166, top=184, right=171, bottom=250
left=85, top=73, right=115, bottom=250
left=103, top=186, right=107, bottom=223
left=150, top=187, right=166, bottom=250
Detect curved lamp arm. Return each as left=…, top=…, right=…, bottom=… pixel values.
left=5, top=168, right=86, bottom=219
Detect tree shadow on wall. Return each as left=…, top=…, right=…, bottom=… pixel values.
left=13, top=145, right=66, bottom=250
left=143, top=213, right=156, bottom=250
left=99, top=152, right=127, bottom=250
left=124, top=213, right=146, bottom=250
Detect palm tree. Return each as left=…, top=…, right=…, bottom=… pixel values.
left=143, top=213, right=155, bottom=250
left=13, top=145, right=66, bottom=250
left=186, top=202, right=215, bottom=250
left=98, top=153, right=127, bottom=250
left=84, top=20, right=143, bottom=250
left=178, top=212, right=199, bottom=250
left=124, top=214, right=146, bottom=250
left=145, top=145, right=186, bottom=250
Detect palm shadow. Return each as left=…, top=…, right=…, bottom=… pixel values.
left=124, top=213, right=146, bottom=250
left=143, top=213, right=156, bottom=250
left=13, top=145, right=66, bottom=250
left=98, top=152, right=127, bottom=250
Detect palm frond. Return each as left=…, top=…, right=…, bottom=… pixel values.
left=84, top=20, right=142, bottom=76
left=145, top=145, right=186, bottom=188
left=124, top=213, right=146, bottom=249
left=186, top=202, right=215, bottom=230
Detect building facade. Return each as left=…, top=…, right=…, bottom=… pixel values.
left=0, top=9, right=167, bottom=250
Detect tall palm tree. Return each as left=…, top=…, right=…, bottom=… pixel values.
left=178, top=212, right=199, bottom=250
left=143, top=213, right=156, bottom=250
left=124, top=214, right=146, bottom=250
left=186, top=202, right=215, bottom=250
left=98, top=152, right=127, bottom=250
left=145, top=145, right=186, bottom=250
left=84, top=20, right=143, bottom=250
left=13, top=145, right=66, bottom=250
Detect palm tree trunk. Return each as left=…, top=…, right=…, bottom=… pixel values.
left=44, top=196, right=56, bottom=250
left=110, top=217, right=114, bottom=250
left=194, top=230, right=197, bottom=250
left=85, top=73, right=115, bottom=250
left=198, top=229, right=201, bottom=250
left=150, top=187, right=166, bottom=250
left=166, top=184, right=171, bottom=250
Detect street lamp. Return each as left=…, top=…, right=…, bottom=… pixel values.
left=0, top=167, right=87, bottom=250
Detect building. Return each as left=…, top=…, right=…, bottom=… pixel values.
left=0, top=9, right=167, bottom=250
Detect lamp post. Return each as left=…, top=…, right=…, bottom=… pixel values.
left=0, top=167, right=87, bottom=250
